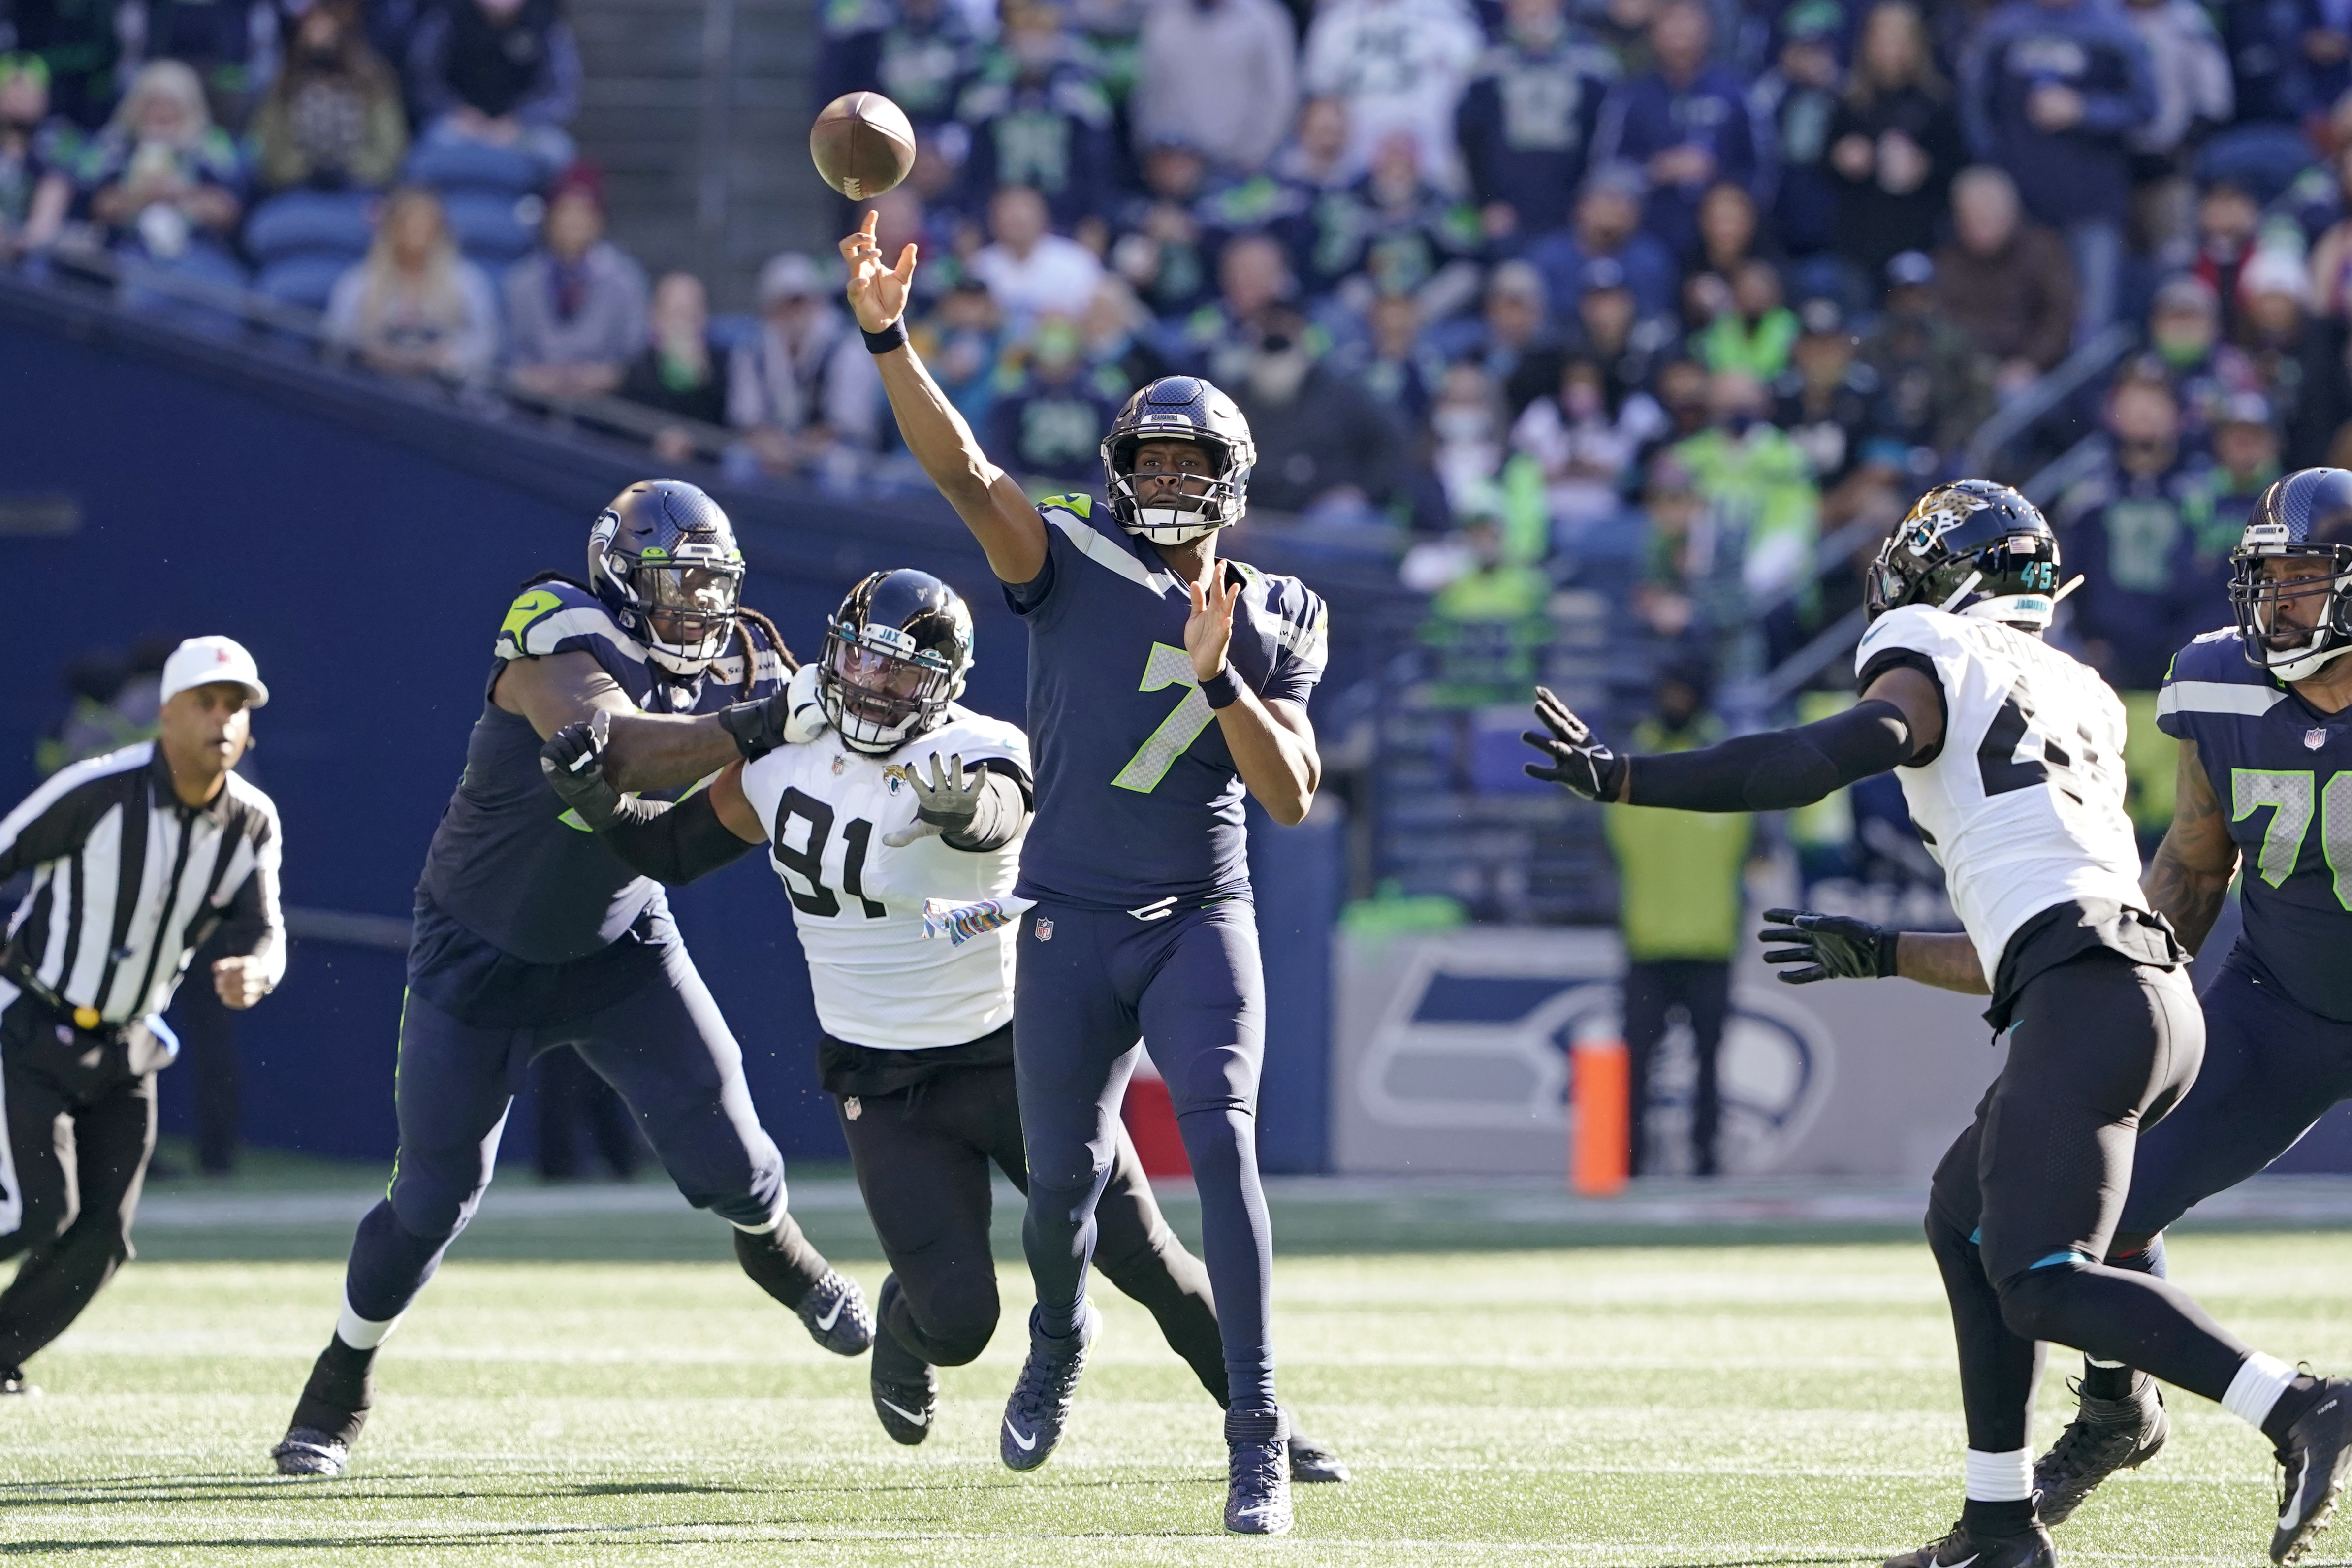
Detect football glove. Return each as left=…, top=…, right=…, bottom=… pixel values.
left=718, top=661, right=827, bottom=762
left=539, top=710, right=627, bottom=830
left=1522, top=686, right=1629, bottom=802
left=1758, top=907, right=1901, bottom=984
left=883, top=752, right=981, bottom=847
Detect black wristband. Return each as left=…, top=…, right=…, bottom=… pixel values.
left=862, top=318, right=910, bottom=355
left=1200, top=667, right=1241, bottom=710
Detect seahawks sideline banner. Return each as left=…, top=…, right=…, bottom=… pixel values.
left=1331, top=928, right=2005, bottom=1179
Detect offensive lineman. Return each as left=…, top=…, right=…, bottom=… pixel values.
left=839, top=211, right=1326, bottom=1534
left=534, top=567, right=1347, bottom=1481
left=271, top=480, right=870, bottom=1478
left=1523, top=480, right=2352, bottom=1568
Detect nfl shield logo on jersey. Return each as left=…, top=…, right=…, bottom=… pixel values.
left=1036, top=917, right=1055, bottom=942
left=2310, top=728, right=2328, bottom=750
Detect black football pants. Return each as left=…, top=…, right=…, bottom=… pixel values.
left=1924, top=952, right=2250, bottom=1453
left=1622, top=959, right=1729, bottom=1176
left=832, top=1041, right=1228, bottom=1400
left=0, top=995, right=159, bottom=1371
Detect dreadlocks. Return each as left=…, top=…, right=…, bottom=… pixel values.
left=732, top=605, right=795, bottom=696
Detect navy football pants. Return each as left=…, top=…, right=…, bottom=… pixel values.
left=1013, top=897, right=1276, bottom=1414
left=344, top=938, right=786, bottom=1324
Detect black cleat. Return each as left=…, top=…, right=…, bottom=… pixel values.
left=999, top=1299, right=1097, bottom=1472
left=795, top=1269, right=874, bottom=1357
left=273, top=1337, right=375, bottom=1478
left=271, top=1428, right=350, bottom=1477
left=2033, top=1373, right=2167, bottom=1525
left=1226, top=1409, right=1294, bottom=1536
left=1883, top=1520, right=2054, bottom=1568
left=1286, top=1417, right=1350, bottom=1483
left=2273, top=1376, right=2352, bottom=1563
left=0, top=1367, right=40, bottom=1398
left=868, top=1276, right=936, bottom=1446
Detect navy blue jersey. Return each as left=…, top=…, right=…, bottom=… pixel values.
left=417, top=578, right=789, bottom=966
left=1004, top=496, right=1328, bottom=911
left=2157, top=628, right=2352, bottom=1022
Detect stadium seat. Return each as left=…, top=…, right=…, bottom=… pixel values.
left=254, top=254, right=353, bottom=314
left=2194, top=123, right=2319, bottom=207
left=440, top=190, right=542, bottom=267
left=401, top=138, right=545, bottom=198
left=244, top=191, right=377, bottom=267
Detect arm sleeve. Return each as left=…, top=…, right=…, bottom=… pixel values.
left=1625, top=700, right=1917, bottom=812
left=940, top=765, right=1031, bottom=854
left=597, top=790, right=763, bottom=884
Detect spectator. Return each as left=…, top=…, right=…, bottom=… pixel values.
left=1304, top=130, right=1484, bottom=319
left=2219, top=0, right=2304, bottom=124
left=1589, top=0, right=1774, bottom=261
left=617, top=270, right=731, bottom=462
left=1934, top=164, right=2078, bottom=394
left=2058, top=372, right=2203, bottom=691
left=84, top=60, right=246, bottom=281
left=1130, top=0, right=1298, bottom=174
left=2119, top=0, right=2231, bottom=265
left=1569, top=255, right=1676, bottom=418
left=2293, top=0, right=2352, bottom=115
left=1169, top=229, right=1294, bottom=385
left=1862, top=250, right=1993, bottom=454
left=1635, top=454, right=1708, bottom=638
left=407, top=0, right=583, bottom=181
left=2189, top=177, right=2262, bottom=338
left=2144, top=273, right=2249, bottom=445
left=1696, top=258, right=1797, bottom=379
left=1300, top=0, right=1484, bottom=182
left=1827, top=1, right=1964, bottom=286
left=2238, top=246, right=2352, bottom=467
left=1775, top=296, right=1897, bottom=504
left=1749, top=0, right=1846, bottom=259
left=248, top=0, right=406, bottom=193
left=1355, top=288, right=1442, bottom=426
left=987, top=315, right=1125, bottom=480
left=727, top=250, right=884, bottom=479
left=2182, top=390, right=2280, bottom=607
left=5, top=0, right=120, bottom=128
left=127, top=0, right=275, bottom=129
left=1643, top=354, right=1715, bottom=469
left=1455, top=0, right=1620, bottom=242
left=954, top=0, right=1113, bottom=233
left=1229, top=304, right=1405, bottom=520
left=1526, top=163, right=1679, bottom=320
left=503, top=168, right=648, bottom=401
left=1079, top=273, right=1171, bottom=391
left=1692, top=179, right=1770, bottom=284
left=1107, top=136, right=1217, bottom=319
left=1604, top=662, right=1750, bottom=1178
left=965, top=183, right=1102, bottom=343
left=324, top=186, right=500, bottom=379
left=1960, top=0, right=2157, bottom=337
left=0, top=53, right=75, bottom=258
left=1455, top=257, right=1566, bottom=411
left=1675, top=368, right=1819, bottom=599
left=1512, top=354, right=1644, bottom=528
left=2309, top=145, right=2352, bottom=319
left=1428, top=360, right=1510, bottom=517
left=909, top=275, right=1006, bottom=426
left=1269, top=94, right=1356, bottom=194
left=814, top=0, right=978, bottom=134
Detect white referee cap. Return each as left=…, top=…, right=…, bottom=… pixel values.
left=159, top=636, right=269, bottom=709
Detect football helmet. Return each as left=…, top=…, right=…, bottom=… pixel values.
left=589, top=480, right=746, bottom=677
left=819, top=568, right=974, bottom=755
left=2229, top=467, right=2352, bottom=683
left=1867, top=480, right=2062, bottom=630
left=1100, top=376, right=1257, bottom=546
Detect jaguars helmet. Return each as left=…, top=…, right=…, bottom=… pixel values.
left=1100, top=376, right=1257, bottom=546
left=589, top=480, right=746, bottom=677
left=1867, top=480, right=2063, bottom=630
left=819, top=568, right=974, bottom=755
left=2229, top=467, right=2352, bottom=684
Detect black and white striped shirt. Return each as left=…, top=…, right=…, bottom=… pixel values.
left=0, top=743, right=285, bottom=1026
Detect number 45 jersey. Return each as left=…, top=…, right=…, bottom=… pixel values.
left=2158, top=628, right=2352, bottom=1023
left=1003, top=495, right=1328, bottom=911
left=735, top=704, right=1030, bottom=1049
left=1855, top=604, right=2143, bottom=984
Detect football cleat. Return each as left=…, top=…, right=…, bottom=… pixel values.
left=271, top=1428, right=350, bottom=1478
left=0, top=1367, right=39, bottom=1397
left=1226, top=1413, right=1294, bottom=1536
left=2273, top=1376, right=2352, bottom=1563
left=868, top=1276, right=936, bottom=1446
left=1883, top=1519, right=2054, bottom=1568
left=1287, top=1418, right=1350, bottom=1483
left=2033, top=1374, right=2168, bottom=1525
left=1000, top=1299, right=1098, bottom=1472
left=795, top=1268, right=874, bottom=1357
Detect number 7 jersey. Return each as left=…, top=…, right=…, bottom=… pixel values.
left=734, top=704, right=1030, bottom=1049
left=1855, top=604, right=2143, bottom=984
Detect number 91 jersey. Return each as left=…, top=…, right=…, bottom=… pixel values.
left=734, top=704, right=1031, bottom=1050
left=1855, top=605, right=2143, bottom=984
left=2158, top=628, right=2352, bottom=1023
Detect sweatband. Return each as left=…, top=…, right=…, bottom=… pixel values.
left=1200, top=667, right=1241, bottom=710
left=862, top=318, right=910, bottom=354
left=1628, top=700, right=1915, bottom=813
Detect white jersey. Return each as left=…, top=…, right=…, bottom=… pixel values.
left=1854, top=605, right=2143, bottom=986
left=735, top=704, right=1029, bottom=1049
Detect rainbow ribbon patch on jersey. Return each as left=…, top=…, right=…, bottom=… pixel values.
left=920, top=896, right=1037, bottom=946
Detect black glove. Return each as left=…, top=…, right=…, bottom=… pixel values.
left=718, top=663, right=827, bottom=763
left=883, top=751, right=982, bottom=847
left=1758, top=907, right=1901, bottom=984
left=539, top=710, right=627, bottom=830
left=1522, top=685, right=1630, bottom=801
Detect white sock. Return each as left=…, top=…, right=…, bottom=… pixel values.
left=2224, top=1352, right=2299, bottom=1429
left=2086, top=1357, right=2126, bottom=1369
left=335, top=1292, right=400, bottom=1351
left=728, top=1190, right=790, bottom=1236
left=1964, top=1447, right=2033, bottom=1502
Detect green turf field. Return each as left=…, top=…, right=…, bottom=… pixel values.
left=1, top=1167, right=2342, bottom=1565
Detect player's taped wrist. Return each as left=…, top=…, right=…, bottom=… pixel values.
left=1200, top=666, right=1241, bottom=710
left=861, top=318, right=910, bottom=355
left=1628, top=700, right=1913, bottom=813
left=597, top=790, right=760, bottom=885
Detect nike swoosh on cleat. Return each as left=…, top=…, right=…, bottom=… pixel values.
left=1940, top=1556, right=1977, bottom=1568
left=814, top=1296, right=847, bottom=1332
left=879, top=1399, right=930, bottom=1427
left=1005, top=1419, right=1038, bottom=1451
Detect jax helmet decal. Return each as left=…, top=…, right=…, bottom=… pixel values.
left=819, top=568, right=975, bottom=755
left=588, top=480, right=747, bottom=677
left=1098, top=376, right=1258, bottom=546
left=1867, top=479, right=2063, bottom=631
left=2229, top=468, right=2352, bottom=684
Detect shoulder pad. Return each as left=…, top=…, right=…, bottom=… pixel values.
left=2164, top=627, right=2262, bottom=686
left=1037, top=492, right=1095, bottom=520
left=1855, top=604, right=1963, bottom=672
left=1250, top=570, right=1329, bottom=670
left=495, top=580, right=638, bottom=663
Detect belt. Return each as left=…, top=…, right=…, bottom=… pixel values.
left=1, top=958, right=108, bottom=1034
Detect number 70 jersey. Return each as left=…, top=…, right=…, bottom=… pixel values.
left=1855, top=604, right=2143, bottom=985
left=734, top=704, right=1030, bottom=1050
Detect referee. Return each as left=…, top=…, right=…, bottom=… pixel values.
left=0, top=636, right=283, bottom=1394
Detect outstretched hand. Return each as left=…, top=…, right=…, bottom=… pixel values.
left=1757, top=907, right=1901, bottom=984
left=883, top=751, right=984, bottom=847
left=1521, top=686, right=1629, bottom=802
left=839, top=209, right=916, bottom=335
left=1185, top=570, right=1240, bottom=684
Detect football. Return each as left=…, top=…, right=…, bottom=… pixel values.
left=810, top=91, right=918, bottom=201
